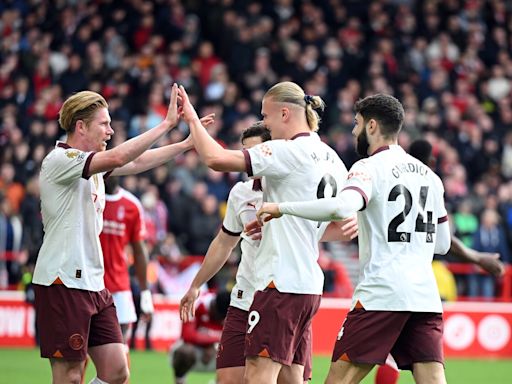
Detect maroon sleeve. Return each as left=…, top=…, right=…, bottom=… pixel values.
left=438, top=215, right=448, bottom=224
left=81, top=152, right=96, bottom=179
left=242, top=149, right=253, bottom=177
left=342, top=186, right=368, bottom=211
left=221, top=225, right=242, bottom=237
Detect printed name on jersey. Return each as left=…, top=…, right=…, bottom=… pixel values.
left=310, top=150, right=335, bottom=164
left=391, top=162, right=428, bottom=178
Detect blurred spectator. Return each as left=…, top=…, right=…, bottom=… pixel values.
left=187, top=194, right=221, bottom=256
left=453, top=200, right=479, bottom=248
left=0, top=194, right=24, bottom=288
left=19, top=176, right=42, bottom=266
left=1, top=0, right=512, bottom=301
left=155, top=233, right=205, bottom=299
left=469, top=208, right=510, bottom=299
left=141, top=185, right=168, bottom=246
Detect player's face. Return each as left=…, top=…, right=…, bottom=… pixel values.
left=242, top=136, right=263, bottom=150
left=353, top=113, right=370, bottom=157
left=84, top=108, right=113, bottom=152
left=261, top=98, right=283, bottom=139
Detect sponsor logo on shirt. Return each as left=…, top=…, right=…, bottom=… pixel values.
left=347, top=171, right=371, bottom=182
left=65, top=150, right=80, bottom=159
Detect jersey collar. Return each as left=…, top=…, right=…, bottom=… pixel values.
left=289, top=132, right=311, bottom=140
left=370, top=145, right=390, bottom=156
left=56, top=141, right=72, bottom=149
left=370, top=144, right=403, bottom=156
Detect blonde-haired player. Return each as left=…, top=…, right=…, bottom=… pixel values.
left=32, top=85, right=213, bottom=384
left=179, top=81, right=349, bottom=383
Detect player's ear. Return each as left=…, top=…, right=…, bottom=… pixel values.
left=367, top=118, right=377, bottom=134
left=281, top=107, right=289, bottom=121
left=76, top=120, right=85, bottom=134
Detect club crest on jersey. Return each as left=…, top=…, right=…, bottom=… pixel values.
left=117, top=206, right=125, bottom=220
left=258, top=144, right=272, bottom=157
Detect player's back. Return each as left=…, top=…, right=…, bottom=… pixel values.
left=351, top=145, right=446, bottom=312
left=248, top=132, right=347, bottom=294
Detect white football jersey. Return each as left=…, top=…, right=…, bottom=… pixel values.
left=222, top=179, right=263, bottom=311
left=345, top=145, right=448, bottom=312
left=244, top=132, right=348, bottom=294
left=33, top=142, right=107, bottom=291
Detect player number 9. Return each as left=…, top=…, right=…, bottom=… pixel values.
left=247, top=310, right=260, bottom=334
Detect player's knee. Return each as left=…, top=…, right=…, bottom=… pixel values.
left=172, top=344, right=197, bottom=378
left=105, top=365, right=129, bottom=384
left=52, top=363, right=83, bottom=384
left=66, top=370, right=83, bottom=384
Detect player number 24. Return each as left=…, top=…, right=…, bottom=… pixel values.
left=387, top=185, right=435, bottom=243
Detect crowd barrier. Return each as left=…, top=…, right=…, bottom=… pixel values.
left=0, top=291, right=511, bottom=358
left=446, top=263, right=512, bottom=302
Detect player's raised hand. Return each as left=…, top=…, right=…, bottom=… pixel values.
left=477, top=253, right=505, bottom=277
left=180, top=286, right=200, bottom=322
left=244, top=219, right=263, bottom=240
left=178, top=85, right=200, bottom=123
left=256, top=202, right=282, bottom=225
left=338, top=215, right=358, bottom=241
left=164, top=83, right=181, bottom=128
left=200, top=113, right=216, bottom=127
left=182, top=113, right=216, bottom=149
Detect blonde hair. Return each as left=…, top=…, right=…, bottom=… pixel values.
left=58, top=91, right=108, bottom=133
left=264, top=81, right=325, bottom=132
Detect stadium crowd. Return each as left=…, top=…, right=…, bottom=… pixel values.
left=0, top=0, right=511, bottom=300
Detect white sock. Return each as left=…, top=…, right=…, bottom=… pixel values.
left=88, top=378, right=109, bottom=384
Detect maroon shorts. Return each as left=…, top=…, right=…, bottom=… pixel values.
left=298, top=325, right=312, bottom=381
left=245, top=288, right=321, bottom=368
left=217, top=305, right=313, bottom=381
left=217, top=305, right=248, bottom=369
left=331, top=307, right=444, bottom=371
left=35, top=284, right=123, bottom=361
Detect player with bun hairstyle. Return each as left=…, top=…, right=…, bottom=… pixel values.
left=179, top=81, right=350, bottom=383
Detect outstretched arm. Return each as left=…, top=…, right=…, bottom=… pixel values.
left=180, top=230, right=240, bottom=322
left=88, top=83, right=181, bottom=176
left=450, top=236, right=505, bottom=277
left=257, top=189, right=364, bottom=223
left=178, top=85, right=246, bottom=172
left=112, top=114, right=215, bottom=176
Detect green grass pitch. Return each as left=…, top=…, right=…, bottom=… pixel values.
left=1, top=348, right=510, bottom=383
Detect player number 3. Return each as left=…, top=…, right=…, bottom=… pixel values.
left=247, top=310, right=260, bottom=334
